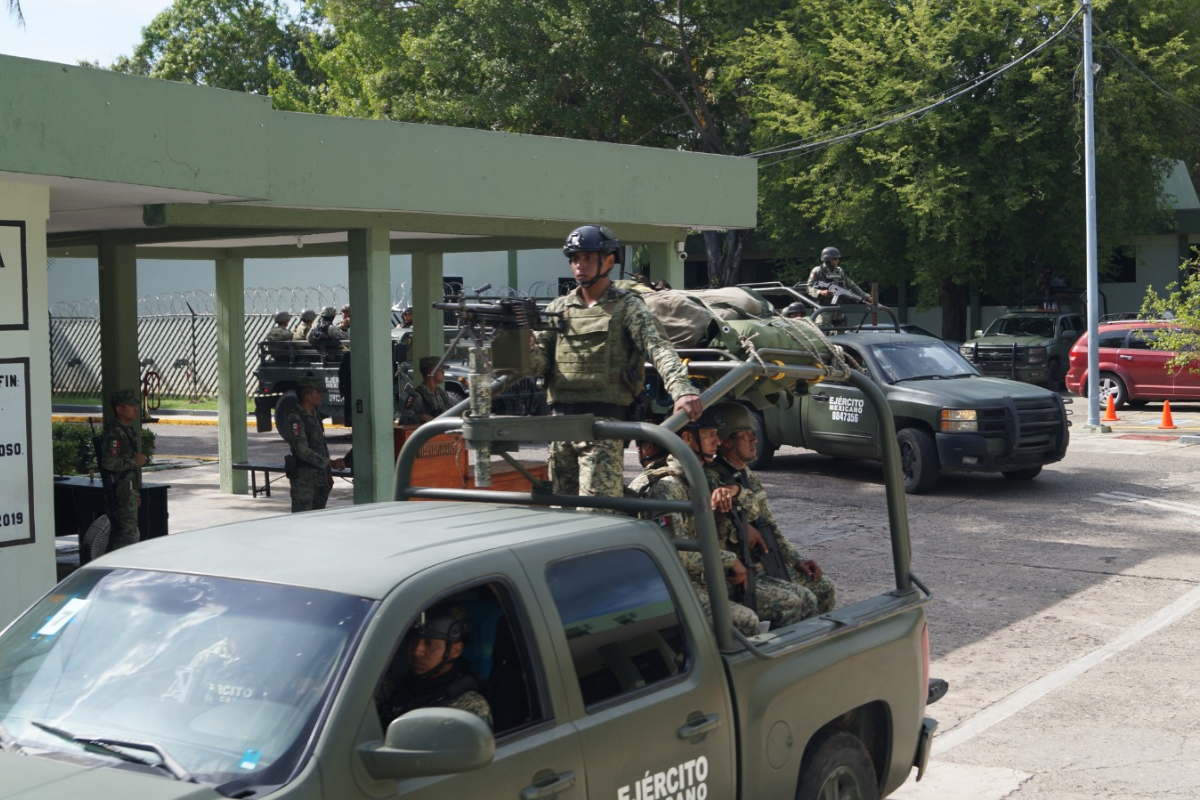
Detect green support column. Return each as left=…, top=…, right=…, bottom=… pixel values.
left=507, top=250, right=520, bottom=294
left=646, top=241, right=686, bottom=289
left=411, top=251, right=444, bottom=364
left=97, top=238, right=140, bottom=424
left=215, top=256, right=248, bottom=495
left=348, top=228, right=394, bottom=503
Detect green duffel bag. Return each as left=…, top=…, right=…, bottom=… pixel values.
left=703, top=316, right=844, bottom=406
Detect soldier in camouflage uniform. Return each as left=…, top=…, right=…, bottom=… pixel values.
left=265, top=310, right=294, bottom=341
left=398, top=356, right=453, bottom=424
left=285, top=377, right=347, bottom=513
left=807, top=246, right=866, bottom=306
left=706, top=403, right=836, bottom=620
left=294, top=309, right=318, bottom=341
left=99, top=389, right=147, bottom=551
left=531, top=225, right=702, bottom=498
left=628, top=415, right=763, bottom=637
left=375, top=604, right=492, bottom=729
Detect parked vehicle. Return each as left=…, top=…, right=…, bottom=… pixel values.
left=958, top=308, right=1086, bottom=390
left=1065, top=320, right=1200, bottom=408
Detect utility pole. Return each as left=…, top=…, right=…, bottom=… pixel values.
left=1081, top=0, right=1105, bottom=431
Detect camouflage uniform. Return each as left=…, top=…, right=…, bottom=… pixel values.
left=629, top=455, right=761, bottom=637
left=398, top=383, right=452, bottom=424
left=706, top=457, right=837, bottom=619
left=376, top=660, right=492, bottom=729
left=293, top=322, right=313, bottom=341
left=806, top=261, right=866, bottom=301
left=98, top=415, right=142, bottom=551
left=531, top=283, right=698, bottom=498
left=285, top=405, right=333, bottom=512
left=265, top=325, right=293, bottom=342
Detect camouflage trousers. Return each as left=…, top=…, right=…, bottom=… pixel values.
left=548, top=435, right=625, bottom=502
left=748, top=574, right=813, bottom=627
left=786, top=567, right=837, bottom=615
left=108, top=484, right=141, bottom=551
left=291, top=467, right=332, bottom=512
left=693, top=582, right=761, bottom=637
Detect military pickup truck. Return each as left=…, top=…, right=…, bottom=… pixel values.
left=0, top=356, right=940, bottom=800
left=958, top=307, right=1086, bottom=390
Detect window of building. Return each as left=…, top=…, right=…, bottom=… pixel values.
left=546, top=548, right=689, bottom=708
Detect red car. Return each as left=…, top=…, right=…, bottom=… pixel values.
left=1065, top=320, right=1200, bottom=408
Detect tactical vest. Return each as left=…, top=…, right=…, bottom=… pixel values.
left=549, top=290, right=643, bottom=405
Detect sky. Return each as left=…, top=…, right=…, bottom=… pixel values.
left=0, top=0, right=172, bottom=66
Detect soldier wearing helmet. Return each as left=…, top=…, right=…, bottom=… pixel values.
left=98, top=388, right=148, bottom=551
left=338, top=303, right=351, bottom=333
left=266, top=310, right=294, bottom=341
left=782, top=301, right=809, bottom=320
left=308, top=305, right=348, bottom=347
left=706, top=403, right=836, bottom=621
left=376, top=604, right=491, bottom=728
left=806, top=246, right=866, bottom=305
left=398, top=356, right=452, bottom=425
left=284, top=376, right=347, bottom=513
left=293, top=309, right=318, bottom=341
left=628, top=409, right=764, bottom=638
left=531, top=224, right=703, bottom=500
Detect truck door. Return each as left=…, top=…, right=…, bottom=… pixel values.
left=801, top=345, right=880, bottom=458
left=526, top=538, right=737, bottom=800
left=353, top=550, right=586, bottom=800
left=1121, top=328, right=1176, bottom=398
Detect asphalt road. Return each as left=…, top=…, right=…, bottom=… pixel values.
left=143, top=400, right=1200, bottom=798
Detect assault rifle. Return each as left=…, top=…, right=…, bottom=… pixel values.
left=728, top=503, right=758, bottom=613
left=750, top=516, right=792, bottom=581
left=808, top=280, right=872, bottom=305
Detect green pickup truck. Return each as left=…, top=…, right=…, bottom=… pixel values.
left=0, top=358, right=940, bottom=800
left=958, top=308, right=1086, bottom=390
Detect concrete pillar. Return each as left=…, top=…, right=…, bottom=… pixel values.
left=0, top=181, right=53, bottom=627
left=410, top=251, right=444, bottom=365
left=646, top=241, right=686, bottom=289
left=348, top=228, right=394, bottom=503
left=97, top=238, right=140, bottom=424
left=215, top=256, right=248, bottom=495
left=507, top=250, right=520, bottom=294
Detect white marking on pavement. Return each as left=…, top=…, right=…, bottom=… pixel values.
left=933, top=581, right=1200, bottom=756
left=1088, top=491, right=1200, bottom=517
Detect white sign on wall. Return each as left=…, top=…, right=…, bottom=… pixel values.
left=0, top=359, right=34, bottom=547
left=0, top=221, right=29, bottom=331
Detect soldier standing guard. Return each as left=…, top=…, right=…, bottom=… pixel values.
left=807, top=246, right=867, bottom=304
left=285, top=377, right=346, bottom=513
left=530, top=225, right=703, bottom=499
left=398, top=356, right=453, bottom=424
left=99, top=389, right=147, bottom=551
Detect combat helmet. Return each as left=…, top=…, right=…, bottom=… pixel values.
left=712, top=402, right=755, bottom=441
left=273, top=310, right=291, bottom=325
left=820, top=246, right=842, bottom=263
left=563, top=225, right=623, bottom=265
left=410, top=605, right=471, bottom=643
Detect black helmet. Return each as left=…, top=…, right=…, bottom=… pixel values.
left=563, top=225, right=623, bottom=266
left=320, top=305, right=337, bottom=320
left=273, top=310, right=291, bottom=325
left=821, top=246, right=842, bottom=263
left=411, top=605, right=471, bottom=643
left=783, top=302, right=808, bottom=318
left=299, top=309, right=317, bottom=323
left=683, top=405, right=722, bottom=432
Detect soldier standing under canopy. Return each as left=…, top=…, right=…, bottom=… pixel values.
left=531, top=224, right=702, bottom=498
left=398, top=356, right=453, bottom=424
left=99, top=389, right=147, bottom=551
left=285, top=376, right=346, bottom=513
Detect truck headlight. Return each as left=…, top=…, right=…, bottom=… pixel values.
left=958, top=345, right=973, bottom=358
left=1023, top=346, right=1048, bottom=365
left=940, top=409, right=978, bottom=432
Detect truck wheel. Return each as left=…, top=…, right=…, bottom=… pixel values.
left=897, top=427, right=938, bottom=494
left=1043, top=358, right=1063, bottom=391
left=1002, top=466, right=1043, bottom=481
left=746, top=406, right=776, bottom=469
left=274, top=390, right=299, bottom=442
left=796, top=731, right=879, bottom=800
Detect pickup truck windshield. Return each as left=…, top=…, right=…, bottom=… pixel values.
left=984, top=316, right=1055, bottom=338
left=871, top=341, right=977, bottom=383
left=0, top=569, right=372, bottom=788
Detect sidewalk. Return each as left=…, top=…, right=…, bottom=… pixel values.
left=51, top=406, right=352, bottom=429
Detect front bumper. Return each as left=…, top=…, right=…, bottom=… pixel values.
left=934, top=395, right=1069, bottom=472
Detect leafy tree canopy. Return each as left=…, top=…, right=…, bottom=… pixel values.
left=1140, top=255, right=1200, bottom=373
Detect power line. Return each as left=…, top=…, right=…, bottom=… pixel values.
left=751, top=6, right=1084, bottom=165
left=1092, top=24, right=1200, bottom=128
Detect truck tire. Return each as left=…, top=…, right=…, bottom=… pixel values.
left=746, top=405, right=776, bottom=469
left=796, top=731, right=879, bottom=800
left=275, top=390, right=299, bottom=442
left=897, top=427, right=938, bottom=494
left=1002, top=466, right=1043, bottom=481
left=1043, top=358, right=1063, bottom=391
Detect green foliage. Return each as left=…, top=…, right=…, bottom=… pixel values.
left=1139, top=256, right=1200, bottom=373
left=112, top=0, right=326, bottom=96
left=51, top=422, right=158, bottom=476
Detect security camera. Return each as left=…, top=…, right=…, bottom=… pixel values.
left=675, top=242, right=687, bottom=260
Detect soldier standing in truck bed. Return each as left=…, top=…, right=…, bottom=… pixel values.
left=530, top=224, right=702, bottom=499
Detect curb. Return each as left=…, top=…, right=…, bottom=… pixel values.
left=51, top=413, right=352, bottom=431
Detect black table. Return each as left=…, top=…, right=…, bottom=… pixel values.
left=52, top=476, right=171, bottom=540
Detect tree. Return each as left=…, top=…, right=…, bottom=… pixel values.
left=734, top=0, right=1200, bottom=339
left=112, top=0, right=325, bottom=96
left=301, top=0, right=789, bottom=285
left=1140, top=254, right=1200, bottom=373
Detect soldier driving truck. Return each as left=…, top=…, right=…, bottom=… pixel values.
left=0, top=286, right=945, bottom=800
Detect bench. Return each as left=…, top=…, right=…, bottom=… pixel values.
left=232, top=461, right=352, bottom=498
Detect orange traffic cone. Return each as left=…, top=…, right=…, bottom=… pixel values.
left=1102, top=393, right=1120, bottom=422
left=1158, top=400, right=1177, bottom=430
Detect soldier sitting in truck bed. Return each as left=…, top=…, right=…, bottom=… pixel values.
left=707, top=403, right=836, bottom=620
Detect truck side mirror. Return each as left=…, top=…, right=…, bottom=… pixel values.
left=358, top=708, right=494, bottom=780
left=974, top=330, right=983, bottom=338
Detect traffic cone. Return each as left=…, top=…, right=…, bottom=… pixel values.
left=1158, top=400, right=1177, bottom=430
left=1102, top=393, right=1120, bottom=422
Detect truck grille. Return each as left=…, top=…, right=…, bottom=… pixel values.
left=976, top=396, right=1065, bottom=454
